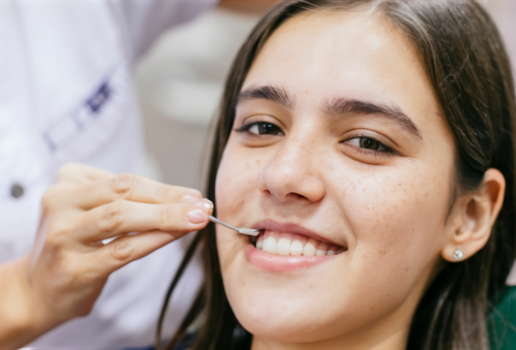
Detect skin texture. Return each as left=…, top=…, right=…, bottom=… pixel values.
left=215, top=10, right=505, bottom=350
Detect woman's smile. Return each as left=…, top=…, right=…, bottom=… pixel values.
left=243, top=220, right=347, bottom=272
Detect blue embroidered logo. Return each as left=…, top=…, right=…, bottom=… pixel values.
left=43, top=72, right=116, bottom=151
left=86, top=81, right=112, bottom=114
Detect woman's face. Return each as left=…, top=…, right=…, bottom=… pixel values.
left=215, top=10, right=455, bottom=348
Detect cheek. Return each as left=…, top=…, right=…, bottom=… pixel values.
left=340, top=164, right=450, bottom=271
left=216, top=147, right=253, bottom=220
left=215, top=137, right=270, bottom=223
left=215, top=140, right=266, bottom=269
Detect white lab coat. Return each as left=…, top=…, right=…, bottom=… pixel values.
left=0, top=0, right=216, bottom=347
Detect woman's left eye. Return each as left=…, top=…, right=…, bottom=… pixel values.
left=346, top=136, right=393, bottom=154
left=236, top=122, right=284, bottom=136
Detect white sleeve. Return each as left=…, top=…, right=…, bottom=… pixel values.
left=108, top=0, right=218, bottom=62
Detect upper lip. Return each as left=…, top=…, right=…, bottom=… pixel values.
left=251, top=220, right=345, bottom=248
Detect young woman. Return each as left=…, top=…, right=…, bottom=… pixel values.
left=157, top=1, right=516, bottom=350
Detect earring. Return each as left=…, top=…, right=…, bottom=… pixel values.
left=453, top=249, right=464, bottom=261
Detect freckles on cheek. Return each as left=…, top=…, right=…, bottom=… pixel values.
left=343, top=173, right=427, bottom=244
left=348, top=169, right=448, bottom=264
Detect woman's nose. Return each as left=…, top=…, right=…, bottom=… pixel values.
left=258, top=137, right=326, bottom=203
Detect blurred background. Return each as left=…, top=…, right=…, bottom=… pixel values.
left=134, top=1, right=516, bottom=190
left=134, top=3, right=261, bottom=189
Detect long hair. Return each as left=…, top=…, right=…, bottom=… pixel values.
left=157, top=1, right=516, bottom=349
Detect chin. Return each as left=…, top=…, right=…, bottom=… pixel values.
left=231, top=298, right=322, bottom=342
left=221, top=248, right=348, bottom=343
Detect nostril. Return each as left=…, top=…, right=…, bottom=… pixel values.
left=283, top=192, right=309, bottom=202
left=292, top=193, right=308, bottom=200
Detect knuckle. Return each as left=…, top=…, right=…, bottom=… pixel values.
left=57, top=163, right=74, bottom=178
left=112, top=173, right=139, bottom=196
left=44, top=232, right=64, bottom=253
left=41, top=186, right=63, bottom=211
left=57, top=162, right=81, bottom=181
left=109, top=238, right=133, bottom=261
left=159, top=187, right=178, bottom=202
left=98, top=201, right=124, bottom=233
left=159, top=204, right=177, bottom=230
left=48, top=218, right=72, bottom=239
left=60, top=260, right=79, bottom=285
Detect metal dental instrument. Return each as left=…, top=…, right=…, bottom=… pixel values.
left=208, top=215, right=260, bottom=236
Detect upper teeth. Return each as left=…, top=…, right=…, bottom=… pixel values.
left=256, top=233, right=343, bottom=256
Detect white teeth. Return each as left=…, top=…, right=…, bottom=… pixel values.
left=256, top=236, right=264, bottom=251
left=256, top=235, right=344, bottom=256
left=264, top=236, right=277, bottom=254
left=290, top=240, right=303, bottom=256
left=277, top=238, right=291, bottom=256
left=303, top=239, right=317, bottom=256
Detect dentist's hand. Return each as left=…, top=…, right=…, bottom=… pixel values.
left=0, top=163, right=212, bottom=350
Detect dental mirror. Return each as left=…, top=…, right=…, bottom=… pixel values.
left=208, top=215, right=260, bottom=236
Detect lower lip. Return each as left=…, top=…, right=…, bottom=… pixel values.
left=245, top=243, right=334, bottom=272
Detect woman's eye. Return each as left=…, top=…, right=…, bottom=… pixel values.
left=246, top=122, right=283, bottom=136
left=359, top=137, right=384, bottom=151
left=348, top=137, right=389, bottom=152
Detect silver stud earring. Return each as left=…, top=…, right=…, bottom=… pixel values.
left=453, top=249, right=463, bottom=261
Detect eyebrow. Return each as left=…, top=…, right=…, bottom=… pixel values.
left=237, top=85, right=421, bottom=139
left=323, top=98, right=422, bottom=139
left=238, top=86, right=296, bottom=110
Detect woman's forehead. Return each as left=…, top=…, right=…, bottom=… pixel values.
left=242, top=10, right=442, bottom=133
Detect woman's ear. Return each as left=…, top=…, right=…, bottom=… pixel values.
left=441, top=168, right=505, bottom=262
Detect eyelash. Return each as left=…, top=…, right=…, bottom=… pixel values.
left=344, top=134, right=398, bottom=158
left=234, top=121, right=284, bottom=136
left=234, top=122, right=397, bottom=157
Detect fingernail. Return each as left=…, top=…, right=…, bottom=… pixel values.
left=187, top=209, right=207, bottom=224
left=195, top=199, right=214, bottom=210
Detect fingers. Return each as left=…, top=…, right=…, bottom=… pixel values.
left=70, top=173, right=203, bottom=209
left=58, top=163, right=114, bottom=185
left=75, top=198, right=213, bottom=242
left=85, top=230, right=180, bottom=277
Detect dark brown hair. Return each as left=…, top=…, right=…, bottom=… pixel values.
left=156, top=1, right=516, bottom=349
